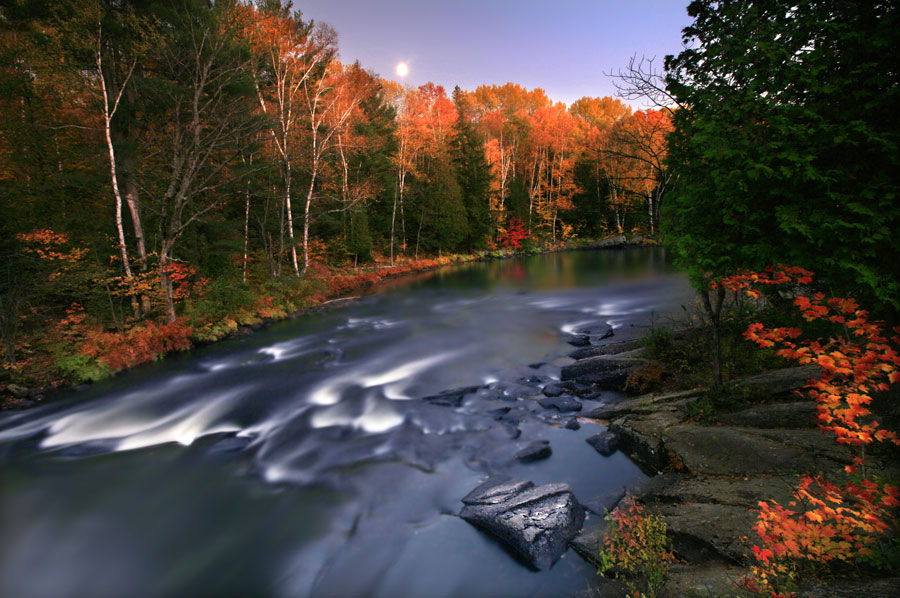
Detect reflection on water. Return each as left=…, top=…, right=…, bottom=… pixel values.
left=0, top=248, right=693, bottom=598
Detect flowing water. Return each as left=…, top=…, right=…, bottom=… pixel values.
left=0, top=248, right=694, bottom=598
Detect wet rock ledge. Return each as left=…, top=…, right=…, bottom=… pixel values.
left=568, top=359, right=900, bottom=597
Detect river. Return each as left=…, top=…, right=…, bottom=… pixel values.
left=0, top=248, right=694, bottom=598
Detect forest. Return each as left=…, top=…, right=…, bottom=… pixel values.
left=0, top=0, right=670, bottom=386
left=2, top=1, right=899, bottom=596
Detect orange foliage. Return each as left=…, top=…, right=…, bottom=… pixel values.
left=598, top=494, right=675, bottom=597
left=720, top=266, right=900, bottom=596
left=722, top=265, right=900, bottom=446
left=163, top=261, right=208, bottom=301
left=313, top=258, right=443, bottom=299
left=17, top=229, right=89, bottom=280
left=79, top=320, right=193, bottom=372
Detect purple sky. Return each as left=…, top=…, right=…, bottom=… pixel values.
left=295, top=0, right=693, bottom=107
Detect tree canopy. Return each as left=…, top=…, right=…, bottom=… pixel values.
left=663, top=0, right=900, bottom=311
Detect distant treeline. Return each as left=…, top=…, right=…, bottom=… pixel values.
left=0, top=0, right=665, bottom=331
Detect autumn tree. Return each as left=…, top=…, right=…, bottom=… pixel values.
left=0, top=0, right=136, bottom=352
left=50, top=0, right=158, bottom=313
left=243, top=1, right=332, bottom=276
left=297, top=53, right=379, bottom=271
left=382, top=82, right=425, bottom=262
left=470, top=84, right=549, bottom=233
left=602, top=110, right=672, bottom=235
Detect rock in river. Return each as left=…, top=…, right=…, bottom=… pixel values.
left=420, top=385, right=480, bottom=407
left=537, top=396, right=582, bottom=413
left=514, top=440, right=552, bottom=462
left=460, top=476, right=585, bottom=570
left=586, top=431, right=619, bottom=456
left=567, top=335, right=591, bottom=347
left=560, top=356, right=649, bottom=389
left=541, top=382, right=571, bottom=397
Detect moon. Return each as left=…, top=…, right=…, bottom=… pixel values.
left=396, top=62, right=409, bottom=77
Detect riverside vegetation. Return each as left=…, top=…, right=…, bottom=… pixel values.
left=1, top=0, right=669, bottom=401
left=586, top=0, right=899, bottom=595
left=589, top=266, right=900, bottom=597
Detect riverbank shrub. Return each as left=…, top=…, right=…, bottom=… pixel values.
left=598, top=495, right=675, bottom=598
left=716, top=266, right=900, bottom=597
left=184, top=276, right=257, bottom=325
left=50, top=318, right=194, bottom=383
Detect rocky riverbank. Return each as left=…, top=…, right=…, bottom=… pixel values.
left=565, top=342, right=900, bottom=595
left=453, top=330, right=899, bottom=596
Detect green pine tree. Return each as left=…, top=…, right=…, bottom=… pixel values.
left=451, top=86, right=493, bottom=251
left=414, top=155, right=468, bottom=255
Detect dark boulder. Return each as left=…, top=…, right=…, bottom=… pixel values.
left=569, top=521, right=610, bottom=567
left=460, top=481, right=585, bottom=570
left=541, top=382, right=569, bottom=397
left=514, top=440, right=552, bottom=462
left=586, top=431, right=619, bottom=456
left=568, top=382, right=599, bottom=398
left=486, top=406, right=512, bottom=419
left=1, top=398, right=35, bottom=411
left=537, top=396, right=582, bottom=413
left=568, top=338, right=643, bottom=360
left=711, top=401, right=817, bottom=429
left=564, top=418, right=581, bottom=431
left=579, top=324, right=614, bottom=340
left=798, top=578, right=900, bottom=598
left=462, top=476, right=534, bottom=505
left=6, top=384, right=30, bottom=399
left=596, top=235, right=627, bottom=248
left=582, top=389, right=702, bottom=420
left=567, top=335, right=591, bottom=347
left=731, top=364, right=822, bottom=397
left=490, top=382, right=540, bottom=401
left=654, top=502, right=755, bottom=563
left=580, top=488, right=626, bottom=516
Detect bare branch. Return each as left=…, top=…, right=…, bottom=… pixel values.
left=606, top=54, right=682, bottom=114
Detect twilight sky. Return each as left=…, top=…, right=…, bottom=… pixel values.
left=295, top=0, right=693, bottom=108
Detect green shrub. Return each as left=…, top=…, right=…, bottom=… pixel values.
left=55, top=353, right=111, bottom=383
left=186, top=277, right=256, bottom=324
left=598, top=496, right=675, bottom=598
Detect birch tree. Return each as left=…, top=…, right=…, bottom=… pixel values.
left=298, top=57, right=370, bottom=270
left=243, top=3, right=332, bottom=276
